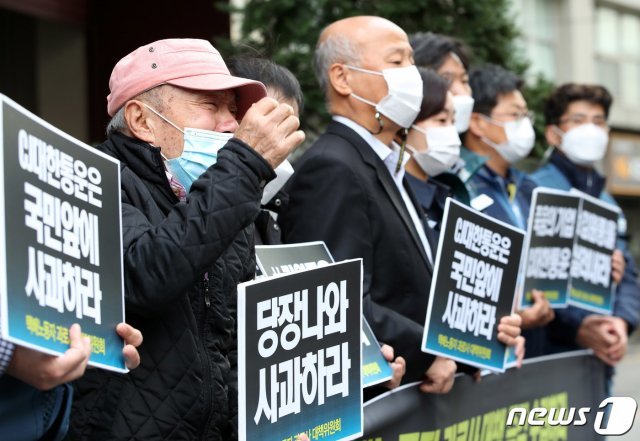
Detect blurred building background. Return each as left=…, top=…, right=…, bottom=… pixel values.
left=0, top=0, right=230, bottom=144
left=1, top=0, right=640, bottom=261
left=511, top=0, right=640, bottom=259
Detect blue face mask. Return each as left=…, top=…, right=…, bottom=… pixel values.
left=145, top=104, right=233, bottom=190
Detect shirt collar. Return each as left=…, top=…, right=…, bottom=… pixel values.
left=333, top=115, right=392, bottom=161
left=333, top=115, right=410, bottom=178
left=549, top=148, right=606, bottom=197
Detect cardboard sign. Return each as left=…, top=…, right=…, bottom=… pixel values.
left=422, top=198, right=525, bottom=372
left=238, top=259, right=363, bottom=441
left=521, top=188, right=581, bottom=308
left=256, top=242, right=392, bottom=387
left=568, top=190, right=619, bottom=314
left=522, top=187, right=619, bottom=314
left=0, top=94, right=126, bottom=372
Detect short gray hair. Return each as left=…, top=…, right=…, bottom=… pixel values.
left=105, top=107, right=126, bottom=137
left=313, top=33, right=361, bottom=100
left=105, top=86, right=167, bottom=137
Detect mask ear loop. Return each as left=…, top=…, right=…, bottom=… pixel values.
left=144, top=104, right=183, bottom=165
left=540, top=125, right=563, bottom=165
left=143, top=103, right=184, bottom=134
left=395, top=128, right=408, bottom=174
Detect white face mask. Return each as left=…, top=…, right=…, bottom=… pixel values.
left=481, top=116, right=536, bottom=164
left=557, top=123, right=609, bottom=166
left=409, top=125, right=461, bottom=176
left=145, top=104, right=233, bottom=190
left=346, top=64, right=423, bottom=128
left=452, top=95, right=475, bottom=133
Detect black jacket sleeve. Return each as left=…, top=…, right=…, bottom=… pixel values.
left=121, top=139, right=275, bottom=315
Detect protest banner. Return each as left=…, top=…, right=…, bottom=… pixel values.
left=521, top=188, right=581, bottom=309
left=361, top=351, right=606, bottom=441
left=256, top=242, right=392, bottom=388
left=568, top=190, right=619, bottom=314
left=422, top=198, right=525, bottom=372
left=0, top=94, right=125, bottom=372
left=238, top=259, right=363, bottom=441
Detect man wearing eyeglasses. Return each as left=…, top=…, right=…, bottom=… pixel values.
left=531, top=84, right=639, bottom=375
left=459, top=64, right=555, bottom=357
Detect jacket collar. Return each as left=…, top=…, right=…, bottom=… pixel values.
left=99, top=132, right=177, bottom=203
left=458, top=146, right=488, bottom=183
left=549, top=148, right=605, bottom=197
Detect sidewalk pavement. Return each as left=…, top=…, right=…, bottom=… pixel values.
left=612, top=331, right=640, bottom=439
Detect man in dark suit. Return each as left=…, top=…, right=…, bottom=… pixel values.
left=281, top=16, right=524, bottom=391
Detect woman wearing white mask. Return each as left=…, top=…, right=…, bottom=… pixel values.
left=402, top=68, right=527, bottom=370
left=404, top=68, right=470, bottom=230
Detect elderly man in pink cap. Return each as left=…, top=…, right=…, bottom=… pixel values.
left=69, top=38, right=304, bottom=441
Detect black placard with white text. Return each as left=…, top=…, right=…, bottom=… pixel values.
left=568, top=190, right=619, bottom=314
left=522, top=188, right=581, bottom=308
left=0, top=94, right=125, bottom=372
left=422, top=198, right=525, bottom=372
left=238, top=259, right=363, bottom=440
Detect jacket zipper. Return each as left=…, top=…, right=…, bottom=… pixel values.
left=199, top=274, right=213, bottom=439
left=204, top=274, right=211, bottom=308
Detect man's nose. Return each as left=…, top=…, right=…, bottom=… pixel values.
left=216, top=107, right=240, bottom=133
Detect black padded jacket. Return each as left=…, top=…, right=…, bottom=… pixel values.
left=69, top=132, right=274, bottom=441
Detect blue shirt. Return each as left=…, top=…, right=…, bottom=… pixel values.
left=459, top=147, right=545, bottom=357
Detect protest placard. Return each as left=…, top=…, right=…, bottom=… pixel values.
left=522, top=188, right=619, bottom=314
left=0, top=94, right=125, bottom=372
left=568, top=190, right=619, bottom=314
left=521, top=188, right=581, bottom=308
left=422, top=198, right=525, bottom=372
left=256, top=242, right=392, bottom=388
left=238, top=259, right=363, bottom=441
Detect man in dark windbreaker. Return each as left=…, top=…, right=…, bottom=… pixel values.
left=69, top=38, right=304, bottom=441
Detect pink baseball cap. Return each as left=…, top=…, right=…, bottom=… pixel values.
left=107, top=38, right=267, bottom=117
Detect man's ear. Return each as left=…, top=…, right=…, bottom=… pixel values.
left=124, top=100, right=156, bottom=144
left=468, top=113, right=487, bottom=138
left=546, top=125, right=562, bottom=147
left=328, top=63, right=352, bottom=97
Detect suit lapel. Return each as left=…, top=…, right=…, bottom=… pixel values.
left=404, top=179, right=436, bottom=273
left=326, top=121, right=433, bottom=273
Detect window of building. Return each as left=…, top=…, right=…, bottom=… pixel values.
left=596, top=6, right=640, bottom=108
left=511, top=0, right=559, bottom=81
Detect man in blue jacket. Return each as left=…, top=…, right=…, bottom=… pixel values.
left=531, top=83, right=640, bottom=369
left=460, top=64, right=555, bottom=357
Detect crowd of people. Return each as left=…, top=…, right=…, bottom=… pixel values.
left=0, top=13, right=638, bottom=441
